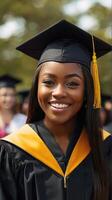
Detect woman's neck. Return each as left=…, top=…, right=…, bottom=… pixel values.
left=44, top=118, right=76, bottom=138
left=43, top=118, right=78, bottom=154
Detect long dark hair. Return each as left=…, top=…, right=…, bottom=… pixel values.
left=26, top=65, right=44, bottom=123
left=82, top=66, right=109, bottom=200
left=27, top=63, right=109, bottom=200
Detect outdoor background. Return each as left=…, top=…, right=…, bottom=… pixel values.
left=0, top=0, right=111, bottom=94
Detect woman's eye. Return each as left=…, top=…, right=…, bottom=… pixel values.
left=66, top=82, right=79, bottom=88
left=42, top=80, right=54, bottom=86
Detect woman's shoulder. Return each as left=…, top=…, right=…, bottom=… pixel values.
left=0, top=124, right=41, bottom=169
left=0, top=138, right=34, bottom=168
left=0, top=138, right=26, bottom=157
left=0, top=123, right=37, bottom=154
left=0, top=124, right=30, bottom=150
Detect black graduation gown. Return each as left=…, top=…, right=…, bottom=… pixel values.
left=0, top=122, right=112, bottom=200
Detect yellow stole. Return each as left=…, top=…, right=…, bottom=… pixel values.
left=2, top=124, right=110, bottom=178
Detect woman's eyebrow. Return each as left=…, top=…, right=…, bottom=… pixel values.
left=65, top=73, right=83, bottom=79
left=41, top=73, right=83, bottom=79
left=41, top=73, right=56, bottom=77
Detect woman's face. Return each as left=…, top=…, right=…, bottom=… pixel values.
left=0, top=87, right=16, bottom=111
left=38, top=62, right=85, bottom=125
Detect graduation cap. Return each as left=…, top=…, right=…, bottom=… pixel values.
left=16, top=19, right=112, bottom=109
left=0, top=74, right=22, bottom=88
left=18, top=89, right=30, bottom=103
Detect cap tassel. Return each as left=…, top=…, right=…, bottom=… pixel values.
left=91, top=36, right=101, bottom=109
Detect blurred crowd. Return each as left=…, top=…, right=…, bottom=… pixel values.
left=0, top=74, right=29, bottom=138
left=100, top=94, right=112, bottom=134
left=0, top=74, right=112, bottom=138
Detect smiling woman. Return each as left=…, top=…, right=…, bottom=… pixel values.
left=38, top=62, right=84, bottom=130
left=0, top=19, right=112, bottom=200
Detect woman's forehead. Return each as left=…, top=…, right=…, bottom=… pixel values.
left=38, top=62, right=84, bottom=78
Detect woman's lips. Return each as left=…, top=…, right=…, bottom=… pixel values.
left=49, top=102, right=70, bottom=112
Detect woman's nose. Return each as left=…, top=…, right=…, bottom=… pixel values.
left=52, top=84, right=66, bottom=98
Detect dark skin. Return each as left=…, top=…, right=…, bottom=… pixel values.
left=38, top=61, right=85, bottom=153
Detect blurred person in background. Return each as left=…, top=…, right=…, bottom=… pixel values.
left=18, top=89, right=30, bottom=115
left=100, top=94, right=112, bottom=133
left=99, top=107, right=107, bottom=126
left=104, top=102, right=112, bottom=132
left=102, top=94, right=112, bottom=123
left=100, top=95, right=112, bottom=126
left=0, top=74, right=27, bottom=138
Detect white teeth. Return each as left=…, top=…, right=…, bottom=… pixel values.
left=50, top=103, right=69, bottom=109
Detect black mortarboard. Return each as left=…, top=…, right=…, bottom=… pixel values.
left=16, top=19, right=112, bottom=108
left=16, top=19, right=112, bottom=68
left=0, top=74, right=21, bottom=88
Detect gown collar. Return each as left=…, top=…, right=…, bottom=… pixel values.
left=35, top=121, right=82, bottom=172
left=2, top=124, right=110, bottom=177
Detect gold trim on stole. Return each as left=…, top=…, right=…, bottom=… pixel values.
left=2, top=124, right=110, bottom=177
